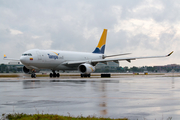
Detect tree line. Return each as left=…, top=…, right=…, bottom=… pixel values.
left=0, top=64, right=178, bottom=73
left=95, top=65, right=178, bottom=73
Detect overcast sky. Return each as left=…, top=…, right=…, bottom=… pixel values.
left=0, top=0, right=179, bottom=67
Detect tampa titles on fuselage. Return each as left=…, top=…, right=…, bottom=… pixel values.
left=47, top=52, right=59, bottom=60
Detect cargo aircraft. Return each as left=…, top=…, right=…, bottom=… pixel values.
left=4, top=29, right=173, bottom=78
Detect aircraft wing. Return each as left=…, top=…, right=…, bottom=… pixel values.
left=63, top=51, right=173, bottom=65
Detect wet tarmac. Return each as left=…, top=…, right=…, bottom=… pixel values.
left=0, top=76, right=180, bottom=120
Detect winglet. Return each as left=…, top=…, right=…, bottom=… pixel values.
left=167, top=51, right=174, bottom=56
left=4, top=54, right=7, bottom=58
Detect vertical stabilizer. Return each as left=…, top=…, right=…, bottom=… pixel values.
left=92, top=29, right=107, bottom=54
left=4, top=54, right=7, bottom=58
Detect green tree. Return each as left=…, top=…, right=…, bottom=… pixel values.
left=130, top=66, right=139, bottom=72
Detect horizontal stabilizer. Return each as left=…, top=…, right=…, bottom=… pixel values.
left=3, top=54, right=20, bottom=61
left=4, top=54, right=7, bottom=58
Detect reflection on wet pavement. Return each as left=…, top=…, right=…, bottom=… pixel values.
left=0, top=77, right=180, bottom=120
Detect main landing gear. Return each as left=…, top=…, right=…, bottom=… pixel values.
left=50, top=70, right=60, bottom=78
left=81, top=74, right=91, bottom=77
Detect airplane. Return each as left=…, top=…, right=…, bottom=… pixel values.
left=3, top=29, right=173, bottom=78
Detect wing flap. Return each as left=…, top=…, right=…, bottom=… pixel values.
left=103, top=53, right=131, bottom=58
left=62, top=60, right=89, bottom=65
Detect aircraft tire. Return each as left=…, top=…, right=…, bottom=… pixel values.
left=81, top=74, right=83, bottom=77
left=53, top=73, right=56, bottom=77
left=88, top=74, right=91, bottom=77
left=57, top=73, right=60, bottom=77
left=81, top=74, right=91, bottom=77
left=31, top=74, right=36, bottom=78
left=84, top=74, right=88, bottom=77
left=50, top=73, right=53, bottom=78
left=34, top=74, right=36, bottom=78
left=101, top=74, right=111, bottom=78
left=31, top=74, right=34, bottom=78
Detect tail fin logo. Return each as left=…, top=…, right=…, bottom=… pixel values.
left=92, top=29, right=107, bottom=54
left=4, top=54, right=7, bottom=58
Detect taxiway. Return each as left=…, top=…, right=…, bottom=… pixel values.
left=0, top=74, right=180, bottom=120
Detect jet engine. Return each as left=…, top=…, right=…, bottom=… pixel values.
left=78, top=63, right=95, bottom=74
left=23, top=66, right=30, bottom=73
left=22, top=66, right=40, bottom=74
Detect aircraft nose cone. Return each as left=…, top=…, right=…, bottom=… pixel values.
left=20, top=56, right=29, bottom=64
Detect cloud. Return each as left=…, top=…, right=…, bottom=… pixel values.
left=132, top=0, right=164, bottom=14
left=0, top=0, right=178, bottom=67
left=32, top=36, right=40, bottom=39
left=42, top=40, right=53, bottom=49
left=10, top=29, right=23, bottom=35
left=26, top=43, right=35, bottom=50
left=114, top=18, right=174, bottom=50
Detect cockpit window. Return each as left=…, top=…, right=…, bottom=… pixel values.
left=22, top=53, right=32, bottom=56
left=22, top=54, right=27, bottom=56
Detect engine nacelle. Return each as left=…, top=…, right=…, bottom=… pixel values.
left=78, top=63, right=95, bottom=74
left=23, top=66, right=30, bottom=73
left=23, top=66, right=40, bottom=74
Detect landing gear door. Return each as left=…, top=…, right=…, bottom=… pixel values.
left=36, top=51, right=42, bottom=60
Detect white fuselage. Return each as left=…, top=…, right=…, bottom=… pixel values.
left=20, top=49, right=103, bottom=71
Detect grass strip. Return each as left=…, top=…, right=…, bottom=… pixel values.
left=2, top=113, right=128, bottom=120
left=0, top=74, right=20, bottom=77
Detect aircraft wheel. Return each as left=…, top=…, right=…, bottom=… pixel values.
left=81, top=74, right=91, bottom=77
left=31, top=73, right=36, bottom=78
left=50, top=73, right=53, bottom=78
left=31, top=74, right=34, bottom=78
left=53, top=73, right=56, bottom=77
left=57, top=73, right=60, bottom=77
left=88, top=74, right=91, bottom=77
left=81, top=74, right=83, bottom=77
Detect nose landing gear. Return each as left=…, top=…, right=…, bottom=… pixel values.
left=50, top=70, right=60, bottom=78
left=31, top=69, right=36, bottom=78
left=31, top=73, right=36, bottom=78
